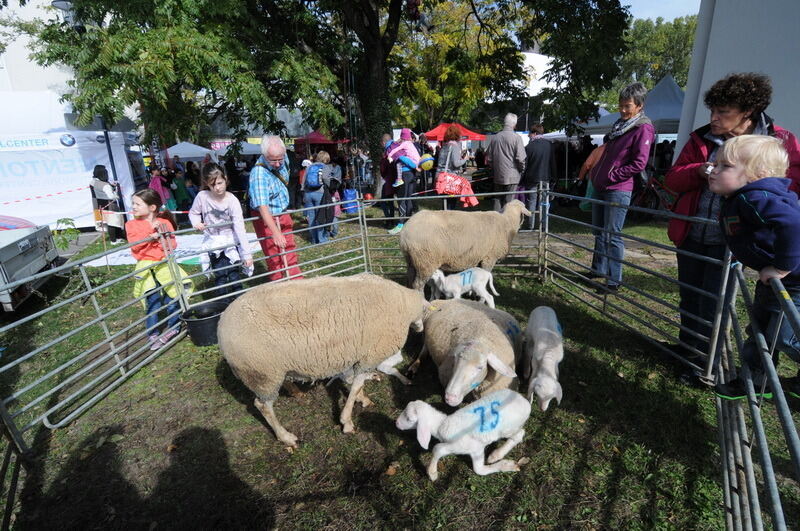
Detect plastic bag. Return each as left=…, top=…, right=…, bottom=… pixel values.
left=579, top=180, right=595, bottom=212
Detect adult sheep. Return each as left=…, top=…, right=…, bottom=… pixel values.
left=217, top=273, right=428, bottom=448
left=411, top=299, right=522, bottom=407
left=400, top=199, right=531, bottom=290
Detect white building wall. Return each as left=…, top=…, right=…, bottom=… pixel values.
left=678, top=0, right=800, bottom=153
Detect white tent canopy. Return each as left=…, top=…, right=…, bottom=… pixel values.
left=163, top=141, right=218, bottom=163
left=581, top=75, right=685, bottom=135
left=215, top=142, right=261, bottom=157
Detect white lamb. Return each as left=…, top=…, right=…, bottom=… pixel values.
left=428, top=267, right=499, bottom=308
left=396, top=388, right=531, bottom=481
left=217, top=273, right=429, bottom=448
left=523, top=306, right=564, bottom=411
left=400, top=200, right=531, bottom=290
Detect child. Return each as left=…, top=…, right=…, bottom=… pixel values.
left=189, top=163, right=254, bottom=300
left=710, top=135, right=800, bottom=400
left=386, top=128, right=420, bottom=188
left=327, top=179, right=342, bottom=239
left=126, top=189, right=192, bottom=350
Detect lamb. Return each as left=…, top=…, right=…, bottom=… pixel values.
left=217, top=273, right=428, bottom=447
left=396, top=389, right=531, bottom=481
left=400, top=199, right=531, bottom=290
left=410, top=299, right=522, bottom=407
left=523, top=306, right=564, bottom=411
left=428, top=267, right=499, bottom=308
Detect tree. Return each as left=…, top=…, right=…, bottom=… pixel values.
left=597, top=15, right=697, bottom=108
left=10, top=0, right=342, bottom=144
left=389, top=1, right=526, bottom=132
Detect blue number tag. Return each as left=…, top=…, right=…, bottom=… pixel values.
left=459, top=270, right=473, bottom=286
left=472, top=401, right=501, bottom=432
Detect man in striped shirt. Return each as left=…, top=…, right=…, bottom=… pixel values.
left=249, top=135, right=303, bottom=281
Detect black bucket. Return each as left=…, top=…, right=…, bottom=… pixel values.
left=181, top=301, right=229, bottom=346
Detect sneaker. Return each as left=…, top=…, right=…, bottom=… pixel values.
left=388, top=223, right=404, bottom=235
left=157, top=328, right=180, bottom=346
left=715, top=377, right=773, bottom=400
left=595, top=284, right=619, bottom=295
left=392, top=178, right=405, bottom=188
left=148, top=333, right=161, bottom=351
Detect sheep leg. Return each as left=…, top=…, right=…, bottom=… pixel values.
left=254, top=397, right=299, bottom=448
left=427, top=441, right=457, bottom=482
left=378, top=351, right=412, bottom=385
left=355, top=387, right=374, bottom=408
left=340, top=372, right=372, bottom=433
left=470, top=452, right=520, bottom=476
left=474, top=286, right=495, bottom=309
left=407, top=343, right=429, bottom=377
left=282, top=380, right=305, bottom=398
left=487, top=429, right=525, bottom=464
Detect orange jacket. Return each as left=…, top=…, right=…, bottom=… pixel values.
left=125, top=218, right=177, bottom=261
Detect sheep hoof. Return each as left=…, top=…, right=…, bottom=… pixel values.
left=407, top=363, right=420, bottom=378
left=279, top=433, right=299, bottom=448
left=427, top=463, right=440, bottom=482
left=342, top=421, right=355, bottom=433
left=487, top=449, right=502, bottom=464
left=396, top=374, right=412, bottom=386
left=496, top=459, right=520, bottom=473
left=357, top=396, right=374, bottom=408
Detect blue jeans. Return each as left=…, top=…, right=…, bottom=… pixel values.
left=676, top=240, right=726, bottom=351
left=209, top=252, right=242, bottom=298
left=304, top=189, right=328, bottom=244
left=742, top=282, right=800, bottom=374
left=591, top=189, right=631, bottom=287
left=145, top=289, right=180, bottom=335
left=396, top=171, right=417, bottom=220
left=327, top=217, right=339, bottom=238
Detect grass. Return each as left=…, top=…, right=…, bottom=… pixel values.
left=1, top=199, right=798, bottom=528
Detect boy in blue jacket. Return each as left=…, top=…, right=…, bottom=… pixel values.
left=711, top=135, right=800, bottom=400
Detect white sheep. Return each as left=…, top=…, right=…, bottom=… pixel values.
left=410, top=299, right=522, bottom=407
left=400, top=200, right=531, bottom=290
left=217, top=273, right=429, bottom=447
left=396, top=388, right=531, bottom=481
left=428, top=267, right=499, bottom=308
left=523, top=306, right=564, bottom=411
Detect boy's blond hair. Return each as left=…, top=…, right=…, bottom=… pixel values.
left=718, top=134, right=789, bottom=181
left=315, top=150, right=331, bottom=164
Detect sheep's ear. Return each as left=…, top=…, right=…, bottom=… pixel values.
left=521, top=205, right=532, bottom=217
left=487, top=352, right=517, bottom=379
left=416, top=420, right=432, bottom=450
left=555, top=382, right=563, bottom=404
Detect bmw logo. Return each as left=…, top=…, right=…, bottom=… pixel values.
left=60, top=134, right=76, bottom=147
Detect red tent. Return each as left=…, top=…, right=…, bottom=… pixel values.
left=293, top=130, right=349, bottom=144
left=423, top=123, right=486, bottom=141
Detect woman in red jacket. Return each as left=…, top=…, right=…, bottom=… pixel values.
left=665, top=73, right=800, bottom=359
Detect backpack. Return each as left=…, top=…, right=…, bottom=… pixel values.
left=305, top=163, right=324, bottom=190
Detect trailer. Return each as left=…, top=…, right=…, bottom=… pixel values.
left=0, top=226, right=59, bottom=312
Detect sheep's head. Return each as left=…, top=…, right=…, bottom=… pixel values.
left=502, top=199, right=532, bottom=228
left=444, top=342, right=517, bottom=407
left=396, top=400, right=433, bottom=449
left=528, top=376, right=563, bottom=411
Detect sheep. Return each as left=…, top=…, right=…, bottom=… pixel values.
left=396, top=388, right=531, bottom=481
left=399, top=199, right=531, bottom=290
left=523, top=306, right=564, bottom=411
left=217, top=273, right=428, bottom=447
left=410, top=299, right=522, bottom=407
left=428, top=267, right=499, bottom=308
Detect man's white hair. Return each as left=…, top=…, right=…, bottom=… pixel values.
left=261, top=134, right=286, bottom=157
left=504, top=113, right=518, bottom=128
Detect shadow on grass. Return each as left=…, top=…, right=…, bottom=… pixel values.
left=16, top=426, right=275, bottom=529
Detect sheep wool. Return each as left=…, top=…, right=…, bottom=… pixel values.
left=419, top=299, right=522, bottom=405
left=399, top=199, right=531, bottom=290
left=217, top=273, right=428, bottom=447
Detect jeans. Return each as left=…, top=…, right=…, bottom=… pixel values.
left=209, top=252, right=242, bottom=298
left=517, top=185, right=543, bottom=229
left=396, top=171, right=417, bottom=221
left=145, top=289, right=180, bottom=335
left=327, top=217, right=339, bottom=238
left=676, top=239, right=726, bottom=352
left=742, top=282, right=800, bottom=374
left=590, top=189, right=632, bottom=287
left=303, top=189, right=328, bottom=244
left=493, top=183, right=518, bottom=212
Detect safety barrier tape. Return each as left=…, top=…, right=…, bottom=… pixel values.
left=1, top=186, right=90, bottom=206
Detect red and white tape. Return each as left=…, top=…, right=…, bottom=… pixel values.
left=1, top=186, right=90, bottom=206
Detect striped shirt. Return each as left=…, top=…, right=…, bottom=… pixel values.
left=248, top=155, right=289, bottom=214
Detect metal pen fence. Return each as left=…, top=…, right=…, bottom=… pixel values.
left=1, top=182, right=798, bottom=529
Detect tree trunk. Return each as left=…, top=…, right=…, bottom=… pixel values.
left=356, top=53, right=392, bottom=197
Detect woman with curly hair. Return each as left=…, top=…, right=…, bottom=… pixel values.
left=665, top=73, right=800, bottom=359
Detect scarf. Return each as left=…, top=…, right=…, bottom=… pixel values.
left=608, top=112, right=643, bottom=141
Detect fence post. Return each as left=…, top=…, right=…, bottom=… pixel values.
left=357, top=196, right=372, bottom=273
left=539, top=182, right=550, bottom=282
left=78, top=264, right=125, bottom=377
left=703, top=249, right=733, bottom=384
left=157, top=226, right=190, bottom=313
